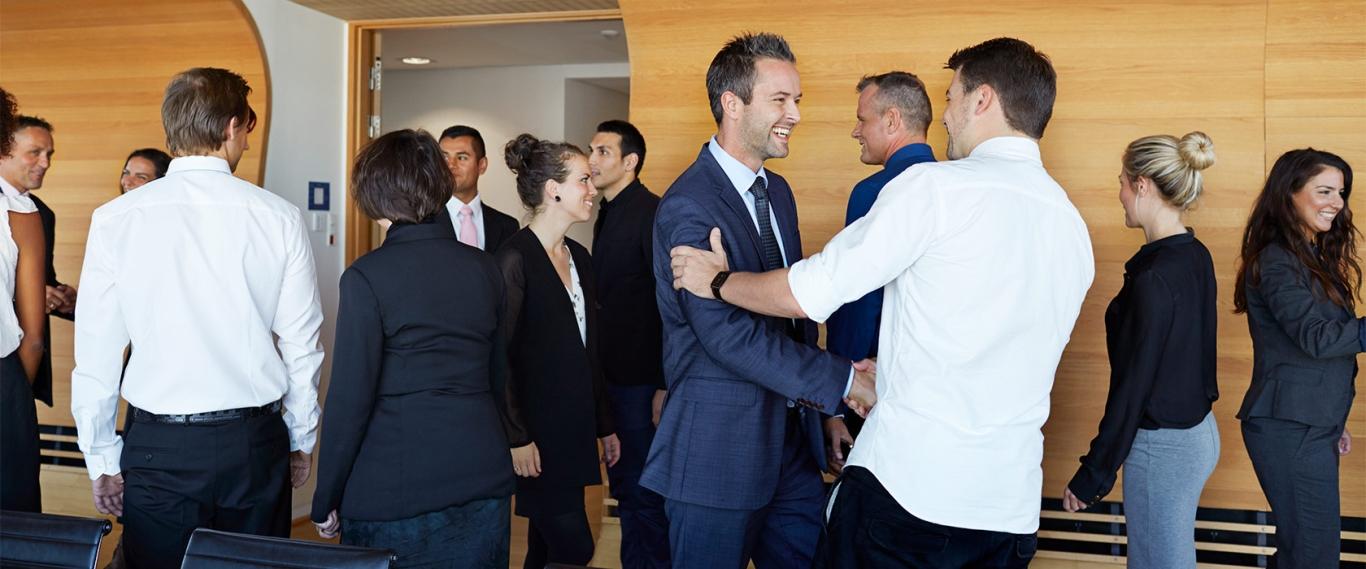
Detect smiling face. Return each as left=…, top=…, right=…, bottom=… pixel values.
left=942, top=72, right=974, bottom=160
left=547, top=154, right=597, bottom=223
left=0, top=126, right=54, bottom=191
left=120, top=156, right=159, bottom=193
left=1292, top=166, right=1347, bottom=237
left=852, top=85, right=892, bottom=166
left=738, top=58, right=802, bottom=164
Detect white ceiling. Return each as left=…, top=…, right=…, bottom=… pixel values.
left=382, top=20, right=628, bottom=71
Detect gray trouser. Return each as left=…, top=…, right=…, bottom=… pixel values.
left=1122, top=411, right=1220, bottom=569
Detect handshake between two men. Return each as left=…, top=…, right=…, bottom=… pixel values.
left=669, top=227, right=879, bottom=418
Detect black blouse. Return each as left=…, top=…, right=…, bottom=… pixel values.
left=1068, top=230, right=1220, bottom=504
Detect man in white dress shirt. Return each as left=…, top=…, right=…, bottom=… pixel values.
left=669, top=38, right=1094, bottom=567
left=71, top=67, right=324, bottom=569
left=438, top=125, right=519, bottom=252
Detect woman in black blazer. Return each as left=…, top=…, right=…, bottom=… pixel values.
left=1234, top=148, right=1360, bottom=569
left=497, top=134, right=618, bottom=569
left=1062, top=132, right=1220, bottom=568
left=311, top=130, right=516, bottom=567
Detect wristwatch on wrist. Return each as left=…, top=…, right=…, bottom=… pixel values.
left=711, top=271, right=732, bottom=302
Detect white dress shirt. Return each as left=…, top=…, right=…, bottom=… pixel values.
left=0, top=175, right=37, bottom=358
left=707, top=137, right=853, bottom=395
left=789, top=137, right=1095, bottom=534
left=71, top=156, right=325, bottom=480
left=445, top=193, right=487, bottom=250
left=706, top=137, right=788, bottom=260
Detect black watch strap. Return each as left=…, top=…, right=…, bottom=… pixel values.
left=711, top=271, right=732, bottom=302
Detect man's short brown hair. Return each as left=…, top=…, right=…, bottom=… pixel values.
left=161, top=68, right=255, bottom=155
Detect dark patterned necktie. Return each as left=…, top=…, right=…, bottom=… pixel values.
left=748, top=177, right=785, bottom=270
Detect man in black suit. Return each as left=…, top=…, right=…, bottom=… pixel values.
left=588, top=119, right=670, bottom=569
left=0, top=115, right=71, bottom=410
left=438, top=125, right=518, bottom=252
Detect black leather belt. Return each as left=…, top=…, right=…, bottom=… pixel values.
left=130, top=400, right=282, bottom=425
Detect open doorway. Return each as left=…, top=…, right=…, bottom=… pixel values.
left=372, top=19, right=630, bottom=249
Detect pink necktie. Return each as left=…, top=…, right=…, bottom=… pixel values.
left=458, top=205, right=478, bottom=248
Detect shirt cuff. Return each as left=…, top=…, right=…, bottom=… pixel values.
left=788, top=258, right=840, bottom=323
left=843, top=367, right=854, bottom=399
left=82, top=440, right=124, bottom=480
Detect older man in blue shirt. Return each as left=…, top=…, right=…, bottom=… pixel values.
left=823, top=71, right=936, bottom=471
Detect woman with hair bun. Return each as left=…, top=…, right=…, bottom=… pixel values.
left=1062, top=132, right=1220, bottom=568
left=1234, top=148, right=1359, bottom=569
left=495, top=133, right=619, bottom=569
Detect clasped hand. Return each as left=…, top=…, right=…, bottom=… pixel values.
left=671, top=228, right=729, bottom=299
left=846, top=359, right=877, bottom=417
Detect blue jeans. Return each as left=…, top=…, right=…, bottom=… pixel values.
left=607, top=384, right=671, bottom=569
left=342, top=496, right=509, bottom=568
left=1122, top=411, right=1219, bottom=569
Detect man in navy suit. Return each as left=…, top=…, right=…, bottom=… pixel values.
left=643, top=32, right=876, bottom=568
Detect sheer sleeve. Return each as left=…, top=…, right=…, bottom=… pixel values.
left=495, top=248, right=532, bottom=447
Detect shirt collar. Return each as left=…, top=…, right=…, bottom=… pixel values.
left=0, top=175, right=25, bottom=198
left=967, top=136, right=1042, bottom=164
left=1128, top=229, right=1195, bottom=270
left=449, top=193, right=483, bottom=218
left=708, top=136, right=768, bottom=196
left=885, top=143, right=935, bottom=172
left=601, top=179, right=644, bottom=212
left=166, top=156, right=233, bottom=175
left=387, top=208, right=457, bottom=244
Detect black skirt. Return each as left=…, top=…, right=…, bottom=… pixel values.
left=1, top=350, right=41, bottom=512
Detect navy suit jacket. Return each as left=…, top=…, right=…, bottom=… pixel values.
left=641, top=143, right=850, bottom=510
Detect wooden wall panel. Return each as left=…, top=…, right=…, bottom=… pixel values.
left=621, top=0, right=1364, bottom=516
left=0, top=0, right=270, bottom=431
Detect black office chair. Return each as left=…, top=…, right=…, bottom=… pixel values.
left=0, top=510, right=113, bottom=569
left=178, top=528, right=393, bottom=569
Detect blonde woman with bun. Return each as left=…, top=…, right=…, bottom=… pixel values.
left=1062, top=132, right=1219, bottom=568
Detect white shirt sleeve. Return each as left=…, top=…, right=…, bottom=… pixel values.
left=788, top=167, right=941, bottom=323
left=71, top=219, right=129, bottom=480
left=272, top=211, right=325, bottom=454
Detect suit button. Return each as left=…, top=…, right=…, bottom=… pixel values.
left=145, top=453, right=153, bottom=461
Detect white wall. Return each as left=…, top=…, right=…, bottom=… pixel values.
left=241, top=0, right=348, bottom=519
left=564, top=78, right=631, bottom=166
left=384, top=62, right=629, bottom=246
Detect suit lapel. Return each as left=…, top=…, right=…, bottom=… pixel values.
left=697, top=144, right=764, bottom=262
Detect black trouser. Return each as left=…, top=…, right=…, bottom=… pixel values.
left=816, top=466, right=1036, bottom=569
left=523, top=486, right=594, bottom=569
left=121, top=411, right=291, bottom=569
left=1242, top=416, right=1343, bottom=569
left=0, top=351, right=41, bottom=513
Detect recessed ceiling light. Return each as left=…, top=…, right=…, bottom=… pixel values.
left=401, top=57, right=432, bottom=65
left=599, top=29, right=620, bottom=39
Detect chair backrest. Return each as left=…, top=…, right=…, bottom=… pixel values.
left=179, top=528, right=393, bottom=569
left=0, top=510, right=112, bottom=569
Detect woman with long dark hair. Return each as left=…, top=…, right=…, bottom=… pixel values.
left=1234, top=148, right=1359, bottom=569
